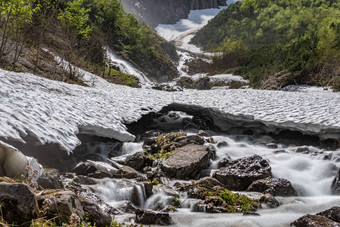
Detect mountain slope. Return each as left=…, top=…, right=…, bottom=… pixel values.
left=0, top=0, right=178, bottom=84
left=192, top=0, right=340, bottom=90
left=121, top=0, right=227, bottom=27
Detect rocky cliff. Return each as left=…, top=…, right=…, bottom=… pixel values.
left=121, top=0, right=227, bottom=27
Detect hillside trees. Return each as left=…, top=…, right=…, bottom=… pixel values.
left=0, top=0, right=34, bottom=67
left=192, top=0, right=340, bottom=89
left=0, top=0, right=177, bottom=83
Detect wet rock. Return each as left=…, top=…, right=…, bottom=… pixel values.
left=72, top=161, right=117, bottom=178
left=217, top=141, right=229, bottom=148
left=213, top=155, right=272, bottom=191
left=247, top=177, right=297, bottom=196
left=317, top=206, right=340, bottom=222
left=0, top=183, right=37, bottom=224
left=265, top=143, right=278, bottom=149
left=125, top=152, right=145, bottom=171
left=73, top=175, right=97, bottom=185
left=38, top=190, right=84, bottom=224
left=195, top=177, right=224, bottom=189
left=72, top=161, right=97, bottom=175
left=243, top=211, right=260, bottom=216
left=198, top=130, right=209, bottom=137
left=117, top=166, right=146, bottom=180
left=193, top=198, right=229, bottom=213
left=38, top=168, right=64, bottom=189
left=331, top=168, right=340, bottom=194
left=135, top=209, right=173, bottom=225
left=115, top=201, right=137, bottom=213
left=79, top=198, right=113, bottom=226
left=173, top=134, right=205, bottom=146
left=206, top=144, right=217, bottom=160
left=144, top=181, right=153, bottom=198
left=259, top=193, right=280, bottom=208
left=217, top=155, right=232, bottom=168
left=161, top=144, right=210, bottom=179
left=291, top=214, right=340, bottom=227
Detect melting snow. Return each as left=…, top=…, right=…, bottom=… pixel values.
left=1, top=67, right=340, bottom=153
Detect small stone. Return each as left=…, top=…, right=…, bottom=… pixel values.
left=217, top=141, right=229, bottom=148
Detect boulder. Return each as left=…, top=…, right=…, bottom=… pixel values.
left=317, top=206, right=340, bottom=223
left=135, top=209, right=173, bottom=225
left=79, top=198, right=113, bottom=226
left=195, top=177, right=224, bottom=189
left=0, top=183, right=37, bottom=224
left=38, top=190, right=84, bottom=224
left=161, top=144, right=210, bottom=179
left=331, top=168, right=340, bottom=194
left=213, top=155, right=271, bottom=191
left=115, top=201, right=137, bottom=213
left=259, top=193, right=280, bottom=208
left=291, top=214, right=340, bottom=227
left=72, top=161, right=118, bottom=179
left=38, top=168, right=64, bottom=189
left=117, top=166, right=146, bottom=180
left=125, top=152, right=146, bottom=171
left=247, top=177, right=297, bottom=196
left=217, top=155, right=232, bottom=168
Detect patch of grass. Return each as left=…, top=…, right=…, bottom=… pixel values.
left=104, top=67, right=139, bottom=87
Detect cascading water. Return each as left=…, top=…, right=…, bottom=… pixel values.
left=90, top=109, right=340, bottom=226
left=104, top=47, right=151, bottom=85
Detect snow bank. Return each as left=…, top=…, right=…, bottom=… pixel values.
left=0, top=140, right=43, bottom=181
left=1, top=68, right=340, bottom=154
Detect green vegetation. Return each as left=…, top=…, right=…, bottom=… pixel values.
left=192, top=0, right=340, bottom=89
left=0, top=0, right=177, bottom=84
left=145, top=131, right=185, bottom=160
left=219, top=189, right=257, bottom=212
left=104, top=67, right=139, bottom=87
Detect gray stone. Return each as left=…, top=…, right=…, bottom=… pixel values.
left=213, top=155, right=271, bottom=191
left=291, top=214, right=340, bottom=227
left=161, top=144, right=210, bottom=179
left=247, top=177, right=297, bottom=196
left=135, top=209, right=173, bottom=225
left=0, top=183, right=37, bottom=224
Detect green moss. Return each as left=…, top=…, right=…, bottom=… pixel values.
left=146, top=131, right=185, bottom=160
left=219, top=189, right=258, bottom=212
left=104, top=67, right=139, bottom=87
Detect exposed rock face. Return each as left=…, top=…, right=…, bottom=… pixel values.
left=0, top=183, right=38, bottom=224
left=121, top=0, right=227, bottom=27
left=161, top=144, right=211, bottom=179
left=213, top=155, right=272, bottom=191
left=247, top=177, right=298, bottom=196
left=135, top=209, right=173, bottom=225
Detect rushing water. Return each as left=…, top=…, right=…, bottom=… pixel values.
left=91, top=1, right=340, bottom=226
left=94, top=130, right=340, bottom=226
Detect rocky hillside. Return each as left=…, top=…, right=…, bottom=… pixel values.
left=121, top=0, right=227, bottom=27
